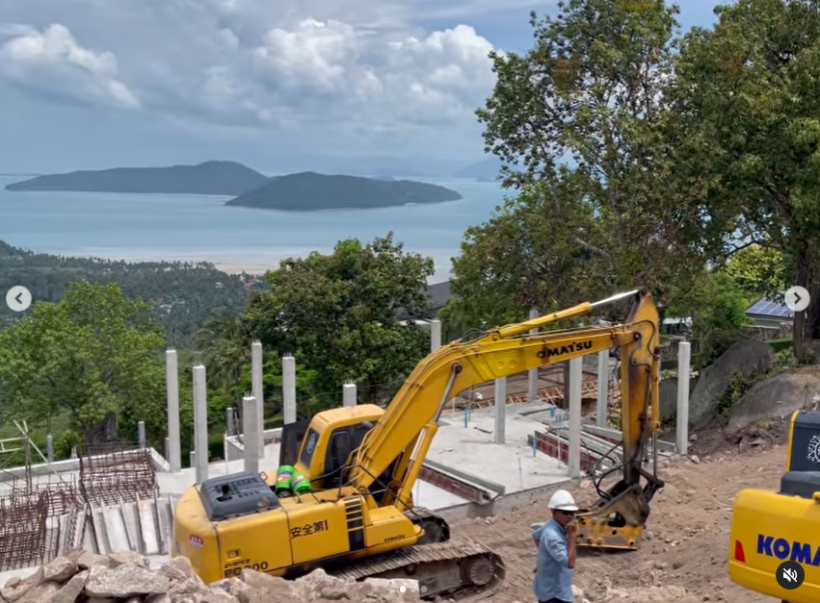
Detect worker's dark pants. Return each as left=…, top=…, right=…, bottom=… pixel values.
left=538, top=599, right=571, bottom=603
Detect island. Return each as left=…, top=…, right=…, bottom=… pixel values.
left=225, top=172, right=462, bottom=211
left=4, top=161, right=269, bottom=196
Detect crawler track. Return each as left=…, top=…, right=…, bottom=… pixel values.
left=329, top=537, right=506, bottom=600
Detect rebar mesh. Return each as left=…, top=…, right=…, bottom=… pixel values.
left=78, top=441, right=159, bottom=506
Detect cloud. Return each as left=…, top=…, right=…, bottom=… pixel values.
left=0, top=0, right=509, bottom=155
left=0, top=23, right=139, bottom=110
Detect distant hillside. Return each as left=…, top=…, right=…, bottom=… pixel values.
left=5, top=161, right=269, bottom=195
left=0, top=240, right=261, bottom=347
left=226, top=172, right=462, bottom=211
left=454, top=158, right=502, bottom=181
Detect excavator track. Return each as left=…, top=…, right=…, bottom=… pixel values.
left=328, top=536, right=506, bottom=600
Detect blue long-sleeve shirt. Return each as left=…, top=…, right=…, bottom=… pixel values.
left=532, top=519, right=573, bottom=602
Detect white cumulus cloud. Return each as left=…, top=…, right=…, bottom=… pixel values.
left=0, top=0, right=515, bottom=155
left=0, top=23, right=139, bottom=110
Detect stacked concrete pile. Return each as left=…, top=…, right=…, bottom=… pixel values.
left=3, top=550, right=420, bottom=603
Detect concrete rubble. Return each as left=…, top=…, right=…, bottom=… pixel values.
left=3, top=551, right=421, bottom=603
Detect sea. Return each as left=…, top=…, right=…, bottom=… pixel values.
left=0, top=175, right=510, bottom=282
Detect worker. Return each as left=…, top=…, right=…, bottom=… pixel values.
left=531, top=489, right=578, bottom=603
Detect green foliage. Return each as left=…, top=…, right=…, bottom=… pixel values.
left=716, top=369, right=751, bottom=423
left=667, top=271, right=752, bottom=341
left=724, top=245, right=787, bottom=298
left=216, top=233, right=434, bottom=413
left=451, top=0, right=705, bottom=330
left=0, top=240, right=252, bottom=348
left=0, top=281, right=189, bottom=445
left=669, top=0, right=820, bottom=356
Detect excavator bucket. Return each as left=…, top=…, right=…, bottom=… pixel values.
left=278, top=419, right=311, bottom=466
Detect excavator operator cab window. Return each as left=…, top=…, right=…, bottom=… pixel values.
left=326, top=431, right=351, bottom=483
left=300, top=428, right=319, bottom=468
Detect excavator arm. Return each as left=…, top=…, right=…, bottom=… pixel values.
left=347, top=288, right=663, bottom=549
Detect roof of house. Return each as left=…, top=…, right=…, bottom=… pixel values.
left=745, top=295, right=793, bottom=319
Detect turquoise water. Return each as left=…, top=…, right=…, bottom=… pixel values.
left=0, top=176, right=508, bottom=281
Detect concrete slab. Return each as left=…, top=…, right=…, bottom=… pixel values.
left=428, top=403, right=570, bottom=493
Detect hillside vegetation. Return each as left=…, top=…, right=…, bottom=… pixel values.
left=5, top=160, right=268, bottom=195
left=0, top=241, right=252, bottom=347
left=226, top=171, right=462, bottom=211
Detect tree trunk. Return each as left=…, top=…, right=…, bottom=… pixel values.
left=83, top=412, right=118, bottom=445
left=792, top=243, right=813, bottom=362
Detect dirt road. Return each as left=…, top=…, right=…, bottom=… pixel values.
left=452, top=442, right=786, bottom=603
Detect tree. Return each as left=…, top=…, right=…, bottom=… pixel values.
left=724, top=244, right=787, bottom=298
left=0, top=281, right=170, bottom=444
left=669, top=0, right=820, bottom=358
left=242, top=234, right=435, bottom=409
left=448, top=0, right=705, bottom=329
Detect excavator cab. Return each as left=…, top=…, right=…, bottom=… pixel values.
left=728, top=410, right=820, bottom=603
left=279, top=405, right=402, bottom=502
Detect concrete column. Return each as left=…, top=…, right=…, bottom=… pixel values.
left=251, top=341, right=265, bottom=459
left=46, top=434, right=54, bottom=464
left=137, top=421, right=146, bottom=449
left=343, top=382, right=357, bottom=407
left=226, top=407, right=235, bottom=437
left=494, top=377, right=507, bottom=444
left=430, top=319, right=442, bottom=353
left=567, top=357, right=583, bottom=478
left=165, top=349, right=181, bottom=472
left=190, top=450, right=196, bottom=469
left=676, top=342, right=692, bottom=456
left=283, top=354, right=297, bottom=425
left=242, top=396, right=261, bottom=474
left=596, top=350, right=609, bottom=427
left=193, top=365, right=209, bottom=484
left=164, top=437, right=170, bottom=462
left=527, top=307, right=539, bottom=403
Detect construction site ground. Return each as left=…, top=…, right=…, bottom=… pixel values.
left=452, top=436, right=783, bottom=603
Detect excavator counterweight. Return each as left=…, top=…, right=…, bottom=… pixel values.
left=172, top=288, right=664, bottom=599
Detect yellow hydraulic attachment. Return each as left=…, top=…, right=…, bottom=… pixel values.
left=729, top=409, right=820, bottom=602
left=173, top=288, right=664, bottom=600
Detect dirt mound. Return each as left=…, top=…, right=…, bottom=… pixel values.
left=452, top=444, right=785, bottom=603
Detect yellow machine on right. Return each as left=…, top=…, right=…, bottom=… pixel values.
left=728, top=409, right=820, bottom=602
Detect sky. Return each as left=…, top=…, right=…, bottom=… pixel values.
left=0, top=0, right=724, bottom=174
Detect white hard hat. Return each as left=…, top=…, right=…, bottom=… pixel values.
left=548, top=489, right=578, bottom=512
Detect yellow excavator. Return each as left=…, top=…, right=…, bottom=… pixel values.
left=729, top=409, right=820, bottom=602
left=172, top=288, right=665, bottom=599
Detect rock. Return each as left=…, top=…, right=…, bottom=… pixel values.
left=688, top=339, right=775, bottom=427
left=160, top=556, right=203, bottom=584
left=240, top=570, right=293, bottom=598
left=84, top=563, right=170, bottom=598
left=728, top=369, right=820, bottom=431
left=43, top=555, right=79, bottom=583
left=4, top=577, right=20, bottom=589
left=51, top=570, right=89, bottom=603
left=16, top=582, right=61, bottom=603
left=108, top=551, right=150, bottom=569
left=144, top=595, right=171, bottom=603
left=76, top=552, right=110, bottom=570
left=572, top=584, right=585, bottom=599
left=1, top=568, right=43, bottom=603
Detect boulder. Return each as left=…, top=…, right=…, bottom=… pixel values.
left=84, top=563, right=170, bottom=598
left=728, top=369, right=820, bottom=431
left=688, top=340, right=775, bottom=427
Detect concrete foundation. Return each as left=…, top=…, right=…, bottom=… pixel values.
left=343, top=382, right=356, bottom=407
left=192, top=365, right=208, bottom=484
left=283, top=355, right=296, bottom=425
left=676, top=341, right=691, bottom=455
left=242, top=396, right=260, bottom=474
left=430, top=319, right=442, bottom=352
left=165, top=350, right=181, bottom=473
left=251, top=342, right=265, bottom=459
